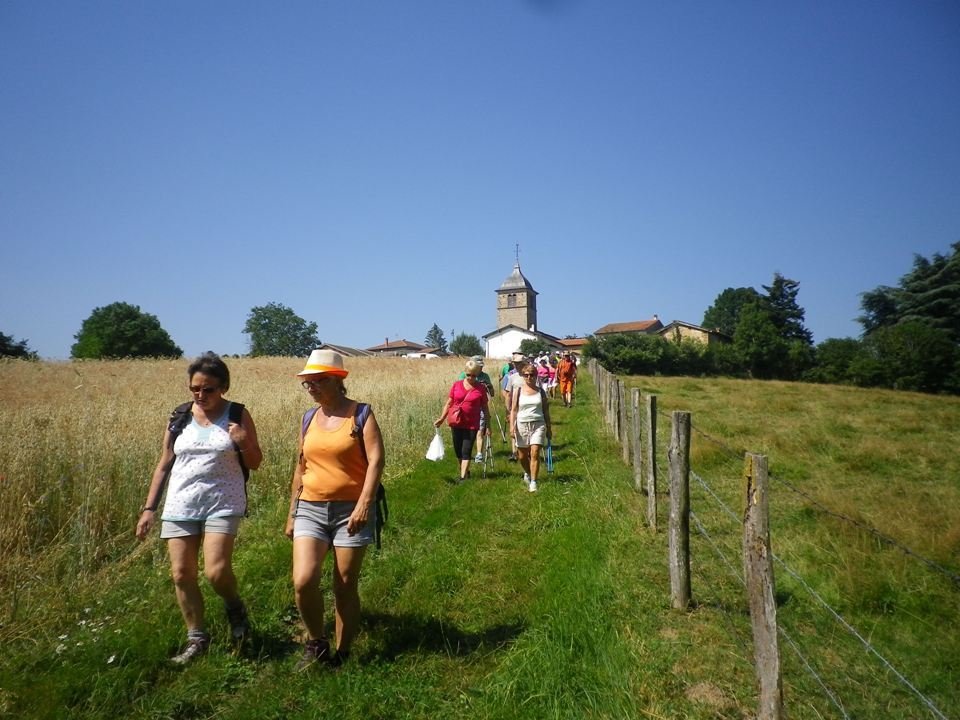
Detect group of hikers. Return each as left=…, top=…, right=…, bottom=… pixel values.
left=135, top=347, right=576, bottom=671
left=435, top=350, right=578, bottom=491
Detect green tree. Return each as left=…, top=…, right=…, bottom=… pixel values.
left=243, top=302, right=319, bottom=357
left=702, top=287, right=762, bottom=336
left=858, top=242, right=960, bottom=344
left=762, top=273, right=814, bottom=345
left=0, top=332, right=38, bottom=360
left=803, top=338, right=865, bottom=385
left=518, top=338, right=551, bottom=357
left=855, top=320, right=959, bottom=394
left=732, top=303, right=789, bottom=379
left=71, top=302, right=182, bottom=359
left=424, top=323, right=447, bottom=352
left=896, top=241, right=960, bottom=344
left=449, top=332, right=483, bottom=357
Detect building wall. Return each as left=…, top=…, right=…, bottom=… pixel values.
left=486, top=327, right=537, bottom=359
left=497, top=291, right=536, bottom=331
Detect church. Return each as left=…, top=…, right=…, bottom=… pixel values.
left=482, top=261, right=572, bottom=359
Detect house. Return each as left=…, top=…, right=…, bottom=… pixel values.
left=593, top=317, right=663, bottom=336
left=656, top=320, right=731, bottom=346
left=556, top=337, right=589, bottom=353
left=483, top=324, right=563, bottom=359
left=365, top=338, right=429, bottom=357
left=315, top=343, right=374, bottom=358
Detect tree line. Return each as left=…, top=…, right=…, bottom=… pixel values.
left=0, top=302, right=485, bottom=363
left=4, top=243, right=958, bottom=394
left=585, top=242, right=960, bottom=395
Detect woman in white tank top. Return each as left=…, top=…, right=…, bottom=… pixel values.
left=510, top=363, right=552, bottom=493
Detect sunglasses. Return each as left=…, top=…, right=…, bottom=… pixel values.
left=301, top=378, right=336, bottom=390
left=189, top=385, right=220, bottom=395
left=522, top=373, right=537, bottom=378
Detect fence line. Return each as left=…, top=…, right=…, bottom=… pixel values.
left=654, top=387, right=960, bottom=589
left=584, top=359, right=952, bottom=720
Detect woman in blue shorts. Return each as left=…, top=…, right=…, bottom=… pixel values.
left=136, top=352, right=263, bottom=665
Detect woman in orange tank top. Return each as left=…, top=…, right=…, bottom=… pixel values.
left=285, top=350, right=385, bottom=670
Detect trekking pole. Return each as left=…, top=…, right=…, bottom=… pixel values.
left=546, top=441, right=554, bottom=473
left=494, top=409, right=507, bottom=444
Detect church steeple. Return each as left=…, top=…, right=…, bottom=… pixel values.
left=496, top=258, right=538, bottom=331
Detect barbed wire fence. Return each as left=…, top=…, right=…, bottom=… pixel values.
left=586, top=359, right=956, bottom=720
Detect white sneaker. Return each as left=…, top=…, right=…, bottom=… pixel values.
left=474, top=453, right=483, bottom=463
left=528, top=480, right=538, bottom=492
left=523, top=472, right=530, bottom=484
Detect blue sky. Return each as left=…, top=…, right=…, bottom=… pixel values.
left=2, top=1, right=958, bottom=359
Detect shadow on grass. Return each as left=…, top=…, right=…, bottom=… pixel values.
left=360, top=611, right=525, bottom=662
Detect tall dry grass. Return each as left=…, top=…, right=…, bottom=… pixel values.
left=0, top=355, right=465, bottom=629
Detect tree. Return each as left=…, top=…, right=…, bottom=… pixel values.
left=449, top=332, right=483, bottom=357
left=243, top=302, right=319, bottom=357
left=855, top=320, right=959, bottom=394
left=762, top=273, right=814, bottom=345
left=858, top=242, right=960, bottom=344
left=518, top=338, right=552, bottom=357
left=732, top=303, right=789, bottom=379
left=0, top=332, right=38, bottom=360
left=803, top=338, right=865, bottom=385
left=424, top=323, right=447, bottom=352
left=895, top=241, right=960, bottom=344
left=71, top=302, right=182, bottom=359
left=702, top=287, right=762, bottom=336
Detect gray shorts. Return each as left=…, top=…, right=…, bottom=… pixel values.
left=160, top=515, right=242, bottom=539
left=293, top=500, right=376, bottom=548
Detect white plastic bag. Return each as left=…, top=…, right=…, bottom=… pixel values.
left=425, top=429, right=445, bottom=462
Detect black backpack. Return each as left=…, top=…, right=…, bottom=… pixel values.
left=300, top=402, right=388, bottom=549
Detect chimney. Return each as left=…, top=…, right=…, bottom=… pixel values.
left=385, top=336, right=389, bottom=346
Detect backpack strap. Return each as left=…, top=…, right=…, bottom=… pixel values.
left=228, top=402, right=249, bottom=483
left=300, top=402, right=385, bottom=548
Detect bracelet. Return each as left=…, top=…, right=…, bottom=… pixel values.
left=139, top=505, right=156, bottom=514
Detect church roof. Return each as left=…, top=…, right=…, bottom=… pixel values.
left=497, top=262, right=538, bottom=294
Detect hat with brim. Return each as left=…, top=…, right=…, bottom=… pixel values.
left=297, top=348, right=349, bottom=378
left=511, top=352, right=525, bottom=362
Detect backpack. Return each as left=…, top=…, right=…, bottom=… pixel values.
left=161, top=401, right=250, bottom=513
left=300, top=402, right=388, bottom=549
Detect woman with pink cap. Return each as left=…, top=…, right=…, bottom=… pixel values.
left=286, top=349, right=385, bottom=670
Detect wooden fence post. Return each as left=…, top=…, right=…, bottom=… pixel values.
left=645, top=394, right=658, bottom=532
left=668, top=410, right=691, bottom=609
left=742, top=453, right=785, bottom=720
left=630, top=388, right=643, bottom=492
left=619, top=381, right=630, bottom=464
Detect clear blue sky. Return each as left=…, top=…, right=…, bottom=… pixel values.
left=2, top=1, right=958, bottom=359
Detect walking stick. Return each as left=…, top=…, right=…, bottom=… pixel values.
left=546, top=441, right=554, bottom=473
left=494, top=409, right=507, bottom=444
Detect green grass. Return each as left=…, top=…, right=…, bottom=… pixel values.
left=2, top=366, right=958, bottom=719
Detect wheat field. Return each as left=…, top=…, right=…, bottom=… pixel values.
left=0, top=355, right=469, bottom=634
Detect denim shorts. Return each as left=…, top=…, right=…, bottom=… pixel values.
left=160, top=515, right=242, bottom=538
left=293, top=500, right=376, bottom=548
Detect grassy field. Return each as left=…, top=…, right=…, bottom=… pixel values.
left=0, top=357, right=957, bottom=719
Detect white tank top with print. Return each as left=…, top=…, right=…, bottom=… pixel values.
left=162, top=403, right=246, bottom=520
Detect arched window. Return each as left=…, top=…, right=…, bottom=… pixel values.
left=507, top=293, right=517, bottom=308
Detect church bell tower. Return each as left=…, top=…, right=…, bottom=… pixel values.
left=496, top=260, right=538, bottom=331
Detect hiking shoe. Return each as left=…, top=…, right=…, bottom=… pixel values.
left=523, top=472, right=531, bottom=484
left=474, top=453, right=483, bottom=463
left=295, top=638, right=330, bottom=672
left=171, top=635, right=210, bottom=665
left=225, top=602, right=250, bottom=643
left=328, top=649, right=350, bottom=669
left=528, top=480, right=538, bottom=493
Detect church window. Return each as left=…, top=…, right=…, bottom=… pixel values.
left=507, top=293, right=517, bottom=308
